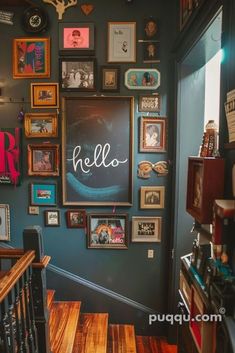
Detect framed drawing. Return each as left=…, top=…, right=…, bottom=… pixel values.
left=107, top=22, right=136, bottom=63
left=100, top=66, right=120, bottom=92
left=31, top=83, right=59, bottom=108
left=143, top=42, right=160, bottom=63
left=59, top=22, right=95, bottom=55
left=140, top=186, right=165, bottom=209
left=27, top=144, right=60, bottom=176
left=13, top=37, right=50, bottom=78
left=124, top=68, right=160, bottom=90
left=138, top=95, right=160, bottom=112
left=62, top=96, right=133, bottom=206
left=143, top=17, right=159, bottom=41
left=30, top=182, right=57, bottom=206
left=87, top=213, right=128, bottom=249
left=59, top=57, right=95, bottom=91
left=0, top=128, right=22, bottom=186
left=66, top=209, right=86, bottom=228
left=44, top=210, right=60, bottom=227
left=0, top=204, right=10, bottom=241
left=132, top=216, right=162, bottom=242
left=139, top=117, right=167, bottom=153
left=24, top=113, right=58, bottom=138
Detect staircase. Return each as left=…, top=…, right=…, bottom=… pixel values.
left=48, top=290, right=177, bottom=353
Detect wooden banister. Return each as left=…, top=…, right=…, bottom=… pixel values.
left=0, top=250, right=35, bottom=302
left=0, top=248, right=25, bottom=258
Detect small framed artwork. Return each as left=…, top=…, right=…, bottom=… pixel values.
left=139, top=117, right=167, bottom=153
left=132, top=216, right=162, bottom=242
left=0, top=204, right=10, bottom=241
left=140, top=186, right=165, bottom=209
left=138, top=94, right=160, bottom=113
left=24, top=113, right=58, bottom=138
left=44, top=210, right=60, bottom=227
left=87, top=213, right=128, bottom=249
left=124, top=68, right=160, bottom=90
left=59, top=57, right=95, bottom=91
left=107, top=22, right=136, bottom=63
left=30, top=182, right=57, bottom=206
left=100, top=66, right=120, bottom=92
left=59, top=22, right=95, bottom=55
left=31, top=83, right=59, bottom=109
left=180, top=0, right=202, bottom=30
left=66, top=209, right=86, bottom=228
left=27, top=144, right=60, bottom=176
left=13, top=37, right=50, bottom=78
left=28, top=206, right=39, bottom=215
left=143, top=18, right=159, bottom=41
left=143, top=42, right=160, bottom=63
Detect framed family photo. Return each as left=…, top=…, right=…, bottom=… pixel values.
left=107, top=22, right=136, bottom=63
left=59, top=57, right=95, bottom=91
left=87, top=213, right=128, bottom=249
left=31, top=83, right=59, bottom=108
left=138, top=95, right=160, bottom=112
left=140, top=186, right=165, bottom=209
left=59, top=22, right=95, bottom=55
left=13, top=37, right=50, bottom=78
left=44, top=210, right=60, bottom=227
left=0, top=204, right=10, bottom=241
left=132, top=216, right=162, bottom=242
left=27, top=144, right=60, bottom=176
left=139, top=117, right=167, bottom=153
left=100, top=66, right=120, bottom=92
left=24, top=113, right=58, bottom=138
left=30, top=182, right=57, bottom=206
left=66, top=209, right=86, bottom=228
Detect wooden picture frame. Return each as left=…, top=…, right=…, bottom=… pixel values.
left=124, top=68, right=160, bottom=90
left=13, top=37, right=50, bottom=78
left=180, top=0, right=203, bottom=30
left=27, top=144, right=60, bottom=176
left=59, top=57, right=96, bottom=91
left=62, top=96, right=133, bottom=206
left=0, top=204, right=10, bottom=241
left=132, top=216, right=162, bottom=242
left=138, top=95, right=160, bottom=112
left=140, top=186, right=165, bottom=209
left=100, top=66, right=120, bottom=92
left=143, top=42, right=160, bottom=63
left=44, top=210, right=60, bottom=227
left=87, top=213, right=128, bottom=249
left=24, top=113, right=58, bottom=138
left=59, top=22, right=95, bottom=55
left=143, top=17, right=159, bottom=41
left=139, top=117, right=167, bottom=153
left=30, top=182, right=57, bottom=206
left=107, top=22, right=136, bottom=63
left=30, top=83, right=59, bottom=109
left=66, top=209, right=86, bottom=228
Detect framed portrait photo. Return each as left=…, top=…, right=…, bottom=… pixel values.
left=143, top=42, right=160, bottom=63
left=31, top=83, right=59, bottom=109
left=66, top=209, right=86, bottom=228
left=59, top=22, right=95, bottom=55
left=107, top=22, right=136, bottom=63
left=138, top=94, right=160, bottom=113
left=44, top=210, right=60, bottom=227
left=143, top=17, right=159, bottom=41
left=27, top=144, right=60, bottom=177
left=132, top=216, right=162, bottom=242
left=24, top=113, right=58, bottom=138
left=140, top=186, right=165, bottom=209
left=87, top=213, right=128, bottom=249
left=124, top=68, right=160, bottom=90
left=30, top=182, right=57, bottom=206
left=13, top=37, right=50, bottom=78
left=100, top=66, right=120, bottom=92
left=59, top=57, right=96, bottom=91
left=139, top=117, right=167, bottom=153
left=0, top=204, right=10, bottom=241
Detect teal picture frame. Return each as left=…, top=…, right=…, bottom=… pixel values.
left=30, top=182, right=57, bottom=206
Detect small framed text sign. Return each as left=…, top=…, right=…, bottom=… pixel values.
left=138, top=95, right=160, bottom=112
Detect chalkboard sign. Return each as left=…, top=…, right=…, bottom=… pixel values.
left=62, top=96, right=133, bottom=206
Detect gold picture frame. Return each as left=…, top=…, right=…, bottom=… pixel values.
left=140, top=186, right=165, bottom=209
left=24, top=113, right=58, bottom=138
left=27, top=144, right=60, bottom=177
left=31, top=83, right=59, bottom=109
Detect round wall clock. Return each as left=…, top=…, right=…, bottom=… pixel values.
left=22, top=7, right=48, bottom=33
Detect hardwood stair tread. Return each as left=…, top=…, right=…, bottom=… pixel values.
left=47, top=289, right=55, bottom=310
left=50, top=301, right=81, bottom=353
left=73, top=313, right=108, bottom=353
left=136, top=336, right=177, bottom=353
left=108, top=324, right=137, bottom=353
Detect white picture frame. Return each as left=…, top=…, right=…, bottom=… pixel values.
left=0, top=204, right=10, bottom=241
left=132, top=216, right=162, bottom=242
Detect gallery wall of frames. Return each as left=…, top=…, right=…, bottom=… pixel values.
left=0, top=0, right=177, bottom=333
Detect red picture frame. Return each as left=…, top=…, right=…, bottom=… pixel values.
left=66, top=209, right=86, bottom=228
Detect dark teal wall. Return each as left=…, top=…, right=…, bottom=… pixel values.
left=0, top=0, right=177, bottom=335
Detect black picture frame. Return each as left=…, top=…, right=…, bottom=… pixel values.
left=44, top=210, right=60, bottom=227
left=62, top=96, right=134, bottom=206
left=100, top=65, right=120, bottom=92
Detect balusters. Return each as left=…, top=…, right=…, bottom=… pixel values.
left=19, top=277, right=30, bottom=353
left=1, top=298, right=11, bottom=353
left=13, top=282, right=24, bottom=353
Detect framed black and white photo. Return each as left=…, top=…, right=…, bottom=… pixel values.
left=140, top=186, right=165, bottom=209
left=44, top=210, right=60, bottom=227
left=100, top=66, right=120, bottom=92
left=132, top=216, right=162, bottom=242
